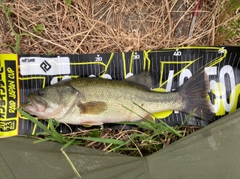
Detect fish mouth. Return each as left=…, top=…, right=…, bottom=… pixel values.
left=21, top=97, right=47, bottom=114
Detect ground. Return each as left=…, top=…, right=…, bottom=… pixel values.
left=1, top=0, right=239, bottom=54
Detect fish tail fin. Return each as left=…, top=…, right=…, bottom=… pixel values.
left=178, top=71, right=214, bottom=121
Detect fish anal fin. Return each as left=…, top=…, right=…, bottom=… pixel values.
left=144, top=114, right=155, bottom=123
left=78, top=101, right=107, bottom=115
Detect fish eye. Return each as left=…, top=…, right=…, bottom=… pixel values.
left=38, top=89, right=44, bottom=96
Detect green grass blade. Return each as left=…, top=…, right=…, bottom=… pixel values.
left=108, top=133, right=137, bottom=153
left=62, top=139, right=76, bottom=150
left=78, top=137, right=124, bottom=145
left=61, top=148, right=81, bottom=178
left=132, top=102, right=183, bottom=137
left=35, top=132, right=50, bottom=136
left=18, top=108, right=51, bottom=133
left=33, top=137, right=53, bottom=144
left=181, top=110, right=195, bottom=126
left=48, top=119, right=64, bottom=141
left=122, top=105, right=146, bottom=119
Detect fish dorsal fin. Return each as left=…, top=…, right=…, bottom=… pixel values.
left=125, top=71, right=158, bottom=89
left=78, top=101, right=108, bottom=115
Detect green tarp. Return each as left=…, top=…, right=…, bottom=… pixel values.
left=1, top=109, right=240, bottom=179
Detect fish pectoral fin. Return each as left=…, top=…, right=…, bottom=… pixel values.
left=78, top=101, right=107, bottom=115
left=82, top=121, right=103, bottom=126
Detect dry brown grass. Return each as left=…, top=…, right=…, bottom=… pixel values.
left=1, top=0, right=239, bottom=54
left=61, top=125, right=200, bottom=156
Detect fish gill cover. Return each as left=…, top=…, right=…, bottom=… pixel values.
left=0, top=46, right=240, bottom=136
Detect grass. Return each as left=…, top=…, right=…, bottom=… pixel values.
left=18, top=107, right=192, bottom=157
left=0, top=0, right=239, bottom=54
left=0, top=1, right=20, bottom=53
left=216, top=0, right=240, bottom=45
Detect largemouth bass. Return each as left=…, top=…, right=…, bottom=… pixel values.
left=21, top=71, right=214, bottom=125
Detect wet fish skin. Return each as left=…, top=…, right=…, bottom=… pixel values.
left=21, top=71, right=214, bottom=125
